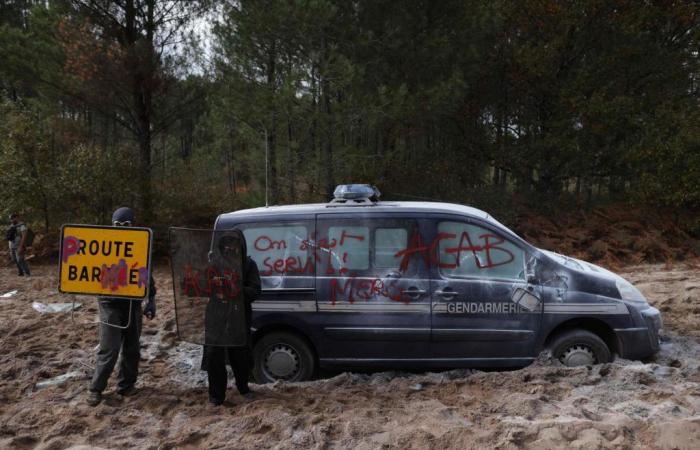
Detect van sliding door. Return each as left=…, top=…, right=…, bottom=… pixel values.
left=314, top=214, right=432, bottom=366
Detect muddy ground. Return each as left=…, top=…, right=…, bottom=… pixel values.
left=0, top=262, right=699, bottom=449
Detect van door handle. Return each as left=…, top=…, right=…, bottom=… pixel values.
left=403, top=287, right=426, bottom=299
left=435, top=290, right=458, bottom=300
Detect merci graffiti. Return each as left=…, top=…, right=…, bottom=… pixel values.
left=329, top=275, right=405, bottom=304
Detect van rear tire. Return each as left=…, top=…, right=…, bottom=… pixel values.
left=253, top=331, right=316, bottom=383
left=549, top=329, right=611, bottom=367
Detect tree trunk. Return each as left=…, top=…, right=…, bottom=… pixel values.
left=287, top=118, right=296, bottom=202
left=227, top=124, right=237, bottom=195
left=129, top=0, right=155, bottom=222
left=137, top=127, right=152, bottom=222
left=323, top=80, right=334, bottom=198
left=266, top=41, right=278, bottom=204
left=321, top=37, right=334, bottom=198
left=310, top=66, right=318, bottom=195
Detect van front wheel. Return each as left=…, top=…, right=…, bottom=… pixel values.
left=253, top=332, right=316, bottom=383
left=549, top=329, right=612, bottom=367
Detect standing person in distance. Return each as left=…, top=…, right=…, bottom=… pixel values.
left=8, top=213, right=30, bottom=277
left=86, top=207, right=156, bottom=406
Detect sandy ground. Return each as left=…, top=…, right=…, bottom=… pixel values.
left=0, top=261, right=699, bottom=449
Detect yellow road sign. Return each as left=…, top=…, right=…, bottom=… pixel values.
left=59, top=224, right=153, bottom=298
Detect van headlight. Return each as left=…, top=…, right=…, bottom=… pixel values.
left=615, top=279, right=648, bottom=304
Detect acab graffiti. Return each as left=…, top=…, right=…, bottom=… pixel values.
left=180, top=264, right=242, bottom=300
left=395, top=230, right=514, bottom=272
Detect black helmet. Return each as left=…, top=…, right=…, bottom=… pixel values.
left=112, top=207, right=135, bottom=224
left=216, top=230, right=246, bottom=260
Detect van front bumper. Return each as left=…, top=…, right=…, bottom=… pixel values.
left=615, top=306, right=662, bottom=360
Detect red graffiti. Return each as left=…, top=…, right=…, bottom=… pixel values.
left=339, top=229, right=365, bottom=245
left=393, top=230, right=514, bottom=272
left=182, top=264, right=201, bottom=296
left=317, top=237, right=338, bottom=249
left=299, top=237, right=314, bottom=251
left=250, top=227, right=515, bottom=283
left=260, top=256, right=315, bottom=276
left=330, top=275, right=405, bottom=304
left=100, top=259, right=128, bottom=291
left=61, top=235, right=79, bottom=263
left=205, top=267, right=241, bottom=299
left=394, top=231, right=456, bottom=272
left=444, top=232, right=514, bottom=269
left=252, top=230, right=368, bottom=277
left=181, top=264, right=241, bottom=299
left=254, top=235, right=287, bottom=251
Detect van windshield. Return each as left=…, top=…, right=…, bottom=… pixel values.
left=540, top=249, right=584, bottom=270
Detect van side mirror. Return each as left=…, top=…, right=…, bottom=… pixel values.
left=511, top=286, right=541, bottom=311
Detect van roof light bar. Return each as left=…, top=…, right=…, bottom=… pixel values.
left=328, top=184, right=381, bottom=207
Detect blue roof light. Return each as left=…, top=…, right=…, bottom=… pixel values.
left=333, top=184, right=381, bottom=201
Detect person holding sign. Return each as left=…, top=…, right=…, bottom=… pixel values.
left=86, top=207, right=156, bottom=407
left=202, top=230, right=261, bottom=406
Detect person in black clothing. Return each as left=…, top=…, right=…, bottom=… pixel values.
left=86, top=207, right=156, bottom=407
left=8, top=213, right=30, bottom=276
left=202, top=230, right=261, bottom=405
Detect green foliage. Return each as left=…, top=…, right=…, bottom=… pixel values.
left=0, top=101, right=59, bottom=228
left=0, top=100, right=141, bottom=230
left=1, top=0, right=700, bottom=240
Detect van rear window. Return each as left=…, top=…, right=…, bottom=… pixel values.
left=242, top=224, right=312, bottom=277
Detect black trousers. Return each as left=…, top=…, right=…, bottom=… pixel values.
left=205, top=346, right=251, bottom=401
left=90, top=300, right=142, bottom=393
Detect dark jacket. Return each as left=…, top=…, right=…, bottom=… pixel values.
left=203, top=230, right=261, bottom=346
left=242, top=255, right=261, bottom=322
left=234, top=229, right=261, bottom=324
left=201, top=232, right=261, bottom=370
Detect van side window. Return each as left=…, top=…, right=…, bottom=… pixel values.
left=328, top=226, right=369, bottom=270
left=375, top=228, right=407, bottom=268
left=318, top=219, right=418, bottom=276
left=241, top=224, right=312, bottom=277
left=438, top=221, right=525, bottom=280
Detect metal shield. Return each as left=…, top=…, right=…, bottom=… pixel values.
left=169, top=228, right=248, bottom=346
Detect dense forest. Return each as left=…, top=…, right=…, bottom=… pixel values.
left=1, top=1, right=699, bottom=246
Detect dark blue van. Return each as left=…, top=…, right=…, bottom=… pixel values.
left=215, top=185, right=662, bottom=383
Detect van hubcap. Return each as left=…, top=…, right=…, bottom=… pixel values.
left=263, top=344, right=300, bottom=380
left=560, top=345, right=595, bottom=366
